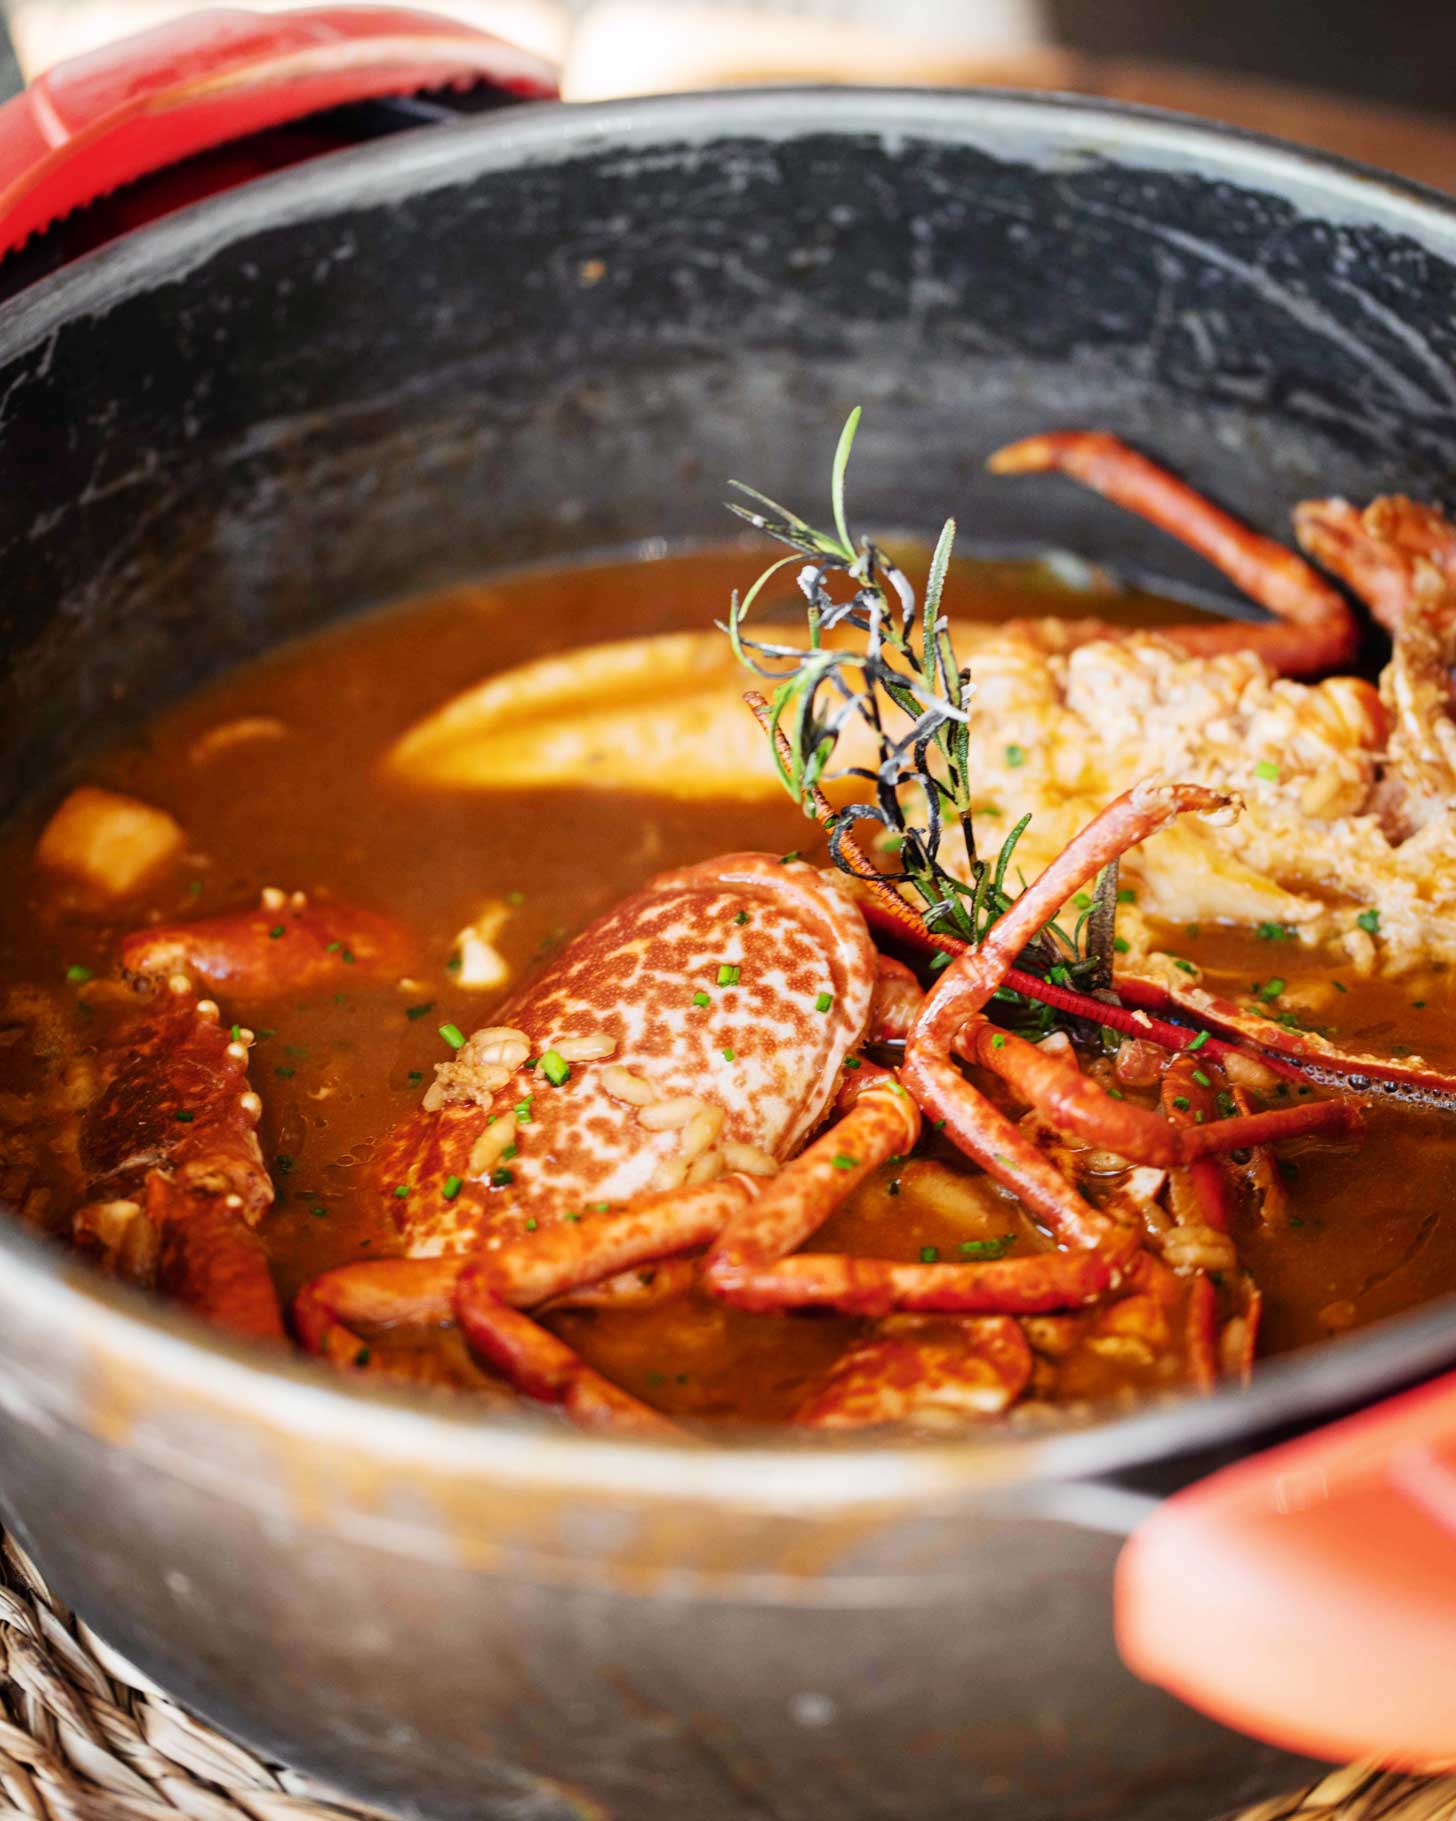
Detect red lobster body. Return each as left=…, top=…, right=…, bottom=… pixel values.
left=371, top=853, right=878, bottom=1254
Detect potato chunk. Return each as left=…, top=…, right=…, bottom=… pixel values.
left=36, top=786, right=184, bottom=897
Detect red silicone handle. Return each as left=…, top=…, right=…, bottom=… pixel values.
left=0, top=5, right=559, bottom=259
left=1116, top=1368, right=1456, bottom=1768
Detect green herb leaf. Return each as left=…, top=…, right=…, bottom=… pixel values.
left=958, top=1233, right=1017, bottom=1260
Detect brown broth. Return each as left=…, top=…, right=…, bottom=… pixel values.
left=1, top=545, right=1453, bottom=1425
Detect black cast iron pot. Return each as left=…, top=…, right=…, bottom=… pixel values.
left=0, top=28, right=1454, bottom=1821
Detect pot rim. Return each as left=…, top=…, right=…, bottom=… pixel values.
left=5, top=84, right=1456, bottom=1516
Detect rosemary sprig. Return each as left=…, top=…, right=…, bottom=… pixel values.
left=723, top=410, right=1118, bottom=1032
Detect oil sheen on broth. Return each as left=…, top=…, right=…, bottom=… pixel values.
left=2, top=547, right=1453, bottom=1424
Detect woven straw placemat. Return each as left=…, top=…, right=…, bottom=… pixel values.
left=0, top=1525, right=1448, bottom=1821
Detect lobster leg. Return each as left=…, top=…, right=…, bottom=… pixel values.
left=988, top=431, right=1359, bottom=674
left=1117, top=972, right=1456, bottom=1110
left=301, top=1181, right=754, bottom=1429
left=967, top=1019, right=1362, bottom=1165
left=453, top=1178, right=754, bottom=1433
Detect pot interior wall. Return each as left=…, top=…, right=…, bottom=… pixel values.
left=5, top=98, right=1456, bottom=819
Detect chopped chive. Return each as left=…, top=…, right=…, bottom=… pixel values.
left=515, top=1096, right=533, bottom=1122
left=831, top=1153, right=858, bottom=1170
left=501, top=1143, right=519, bottom=1163
left=274, top=1066, right=295, bottom=1079
left=1256, top=978, right=1285, bottom=1002
left=275, top=1155, right=294, bottom=1175
left=920, top=1245, right=939, bottom=1263
left=959, top=1234, right=1017, bottom=1260
left=1192, top=1070, right=1212, bottom=1088
left=842, top=1055, right=861, bottom=1069
left=929, top=952, right=952, bottom=972
left=1071, top=892, right=1092, bottom=910
left=1004, top=743, right=1026, bottom=769
left=405, top=1001, right=435, bottom=1021
left=1172, top=957, right=1197, bottom=975
left=1216, top=1090, right=1237, bottom=1118
left=446, top=952, right=461, bottom=972
left=354, top=1347, right=371, bottom=1367
left=593, top=1201, right=609, bottom=1212
left=1254, top=759, right=1280, bottom=782
left=716, top=963, right=741, bottom=987
left=990, top=1032, right=1007, bottom=1050
left=490, top=1167, right=513, bottom=1188
left=933, top=1118, right=946, bottom=1131
left=1105, top=1086, right=1125, bottom=1100
left=1186, top=922, right=1200, bottom=939
left=734, top=910, right=749, bottom=925
left=540, top=1049, right=571, bottom=1087
left=1356, top=908, right=1381, bottom=935
left=230, top=1023, right=242, bottom=1042
left=175, top=1109, right=194, bottom=1122
left=722, top=1047, right=736, bottom=1062
left=779, top=850, right=801, bottom=864
left=407, top=1069, right=424, bottom=1087
left=506, top=889, right=525, bottom=906
left=268, top=925, right=285, bottom=940
left=393, top=1184, right=409, bottom=1198
left=525, top=1217, right=537, bottom=1232
left=341, top=947, right=356, bottom=965
left=442, top=1175, right=464, bottom=1200
left=310, top=1204, right=327, bottom=1218
left=326, top=940, right=341, bottom=952
left=64, top=963, right=93, bottom=984
left=564, top=1211, right=582, bottom=1222
left=1116, top=887, right=1137, bottom=905
left=1333, top=980, right=1347, bottom=993
left=814, top=991, right=834, bottom=1013
left=1187, top=1030, right=1210, bottom=1052
left=1113, top=936, right=1130, bottom=954
left=692, top=990, right=710, bottom=1008
left=439, top=1022, right=466, bottom=1050
left=1255, top=921, right=1291, bottom=942
left=1171, top=1094, right=1190, bottom=1112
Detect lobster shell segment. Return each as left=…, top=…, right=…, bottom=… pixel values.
left=375, top=854, right=878, bottom=1254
